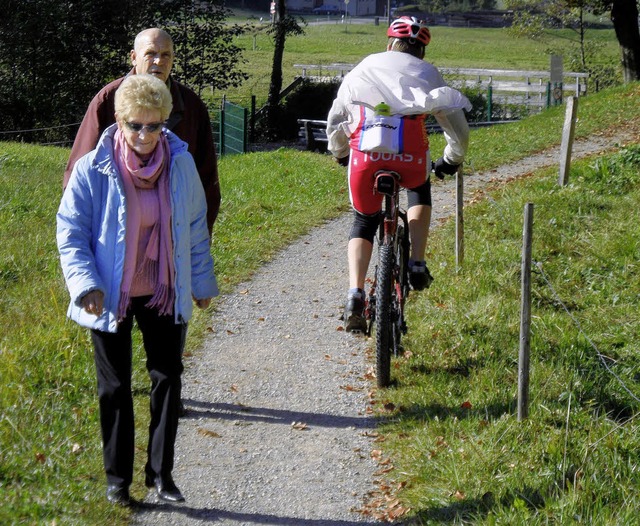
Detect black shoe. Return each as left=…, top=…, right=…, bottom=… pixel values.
left=409, top=261, right=434, bottom=291
left=344, top=293, right=367, bottom=333
left=106, top=484, right=130, bottom=506
left=145, top=473, right=185, bottom=503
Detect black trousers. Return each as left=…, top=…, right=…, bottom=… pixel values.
left=91, top=296, right=186, bottom=488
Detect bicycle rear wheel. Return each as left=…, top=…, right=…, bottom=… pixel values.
left=375, top=244, right=394, bottom=388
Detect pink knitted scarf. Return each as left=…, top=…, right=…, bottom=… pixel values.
left=114, top=129, right=175, bottom=320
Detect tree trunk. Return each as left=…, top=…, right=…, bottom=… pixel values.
left=265, top=0, right=287, bottom=138
left=611, top=0, right=640, bottom=82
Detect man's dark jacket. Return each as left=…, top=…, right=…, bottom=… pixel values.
left=64, top=70, right=220, bottom=232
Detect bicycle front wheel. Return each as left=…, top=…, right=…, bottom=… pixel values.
left=375, top=244, right=394, bottom=388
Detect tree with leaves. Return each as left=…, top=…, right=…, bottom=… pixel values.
left=166, top=0, right=247, bottom=97
left=417, top=0, right=497, bottom=13
left=505, top=0, right=640, bottom=83
left=0, top=0, right=247, bottom=143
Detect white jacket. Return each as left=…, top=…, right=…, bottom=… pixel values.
left=327, top=51, right=470, bottom=163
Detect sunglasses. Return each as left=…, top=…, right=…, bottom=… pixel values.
left=124, top=121, right=165, bottom=133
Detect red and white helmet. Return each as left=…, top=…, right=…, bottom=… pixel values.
left=387, top=16, right=431, bottom=46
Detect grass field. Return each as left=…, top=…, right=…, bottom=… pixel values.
left=213, top=17, right=621, bottom=108
left=0, top=17, right=636, bottom=524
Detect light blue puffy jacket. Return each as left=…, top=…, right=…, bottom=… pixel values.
left=57, top=124, right=218, bottom=332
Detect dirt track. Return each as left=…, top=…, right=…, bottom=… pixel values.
left=133, top=127, right=639, bottom=526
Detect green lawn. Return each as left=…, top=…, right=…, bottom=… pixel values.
left=378, top=141, right=640, bottom=525
left=215, top=21, right=621, bottom=107
left=0, top=22, right=636, bottom=522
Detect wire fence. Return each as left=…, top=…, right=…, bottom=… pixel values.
left=0, top=95, right=258, bottom=150
left=0, top=122, right=80, bottom=147
left=533, top=261, right=640, bottom=406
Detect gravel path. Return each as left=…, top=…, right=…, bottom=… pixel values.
left=132, top=128, right=637, bottom=526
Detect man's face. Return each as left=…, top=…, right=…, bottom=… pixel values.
left=131, top=31, right=174, bottom=83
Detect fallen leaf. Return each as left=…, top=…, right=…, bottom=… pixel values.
left=226, top=330, right=235, bottom=335
left=257, top=317, right=265, bottom=322
left=197, top=428, right=222, bottom=438
left=453, top=490, right=466, bottom=500
left=71, top=443, right=83, bottom=454
left=340, top=385, right=364, bottom=392
left=388, top=505, right=410, bottom=519
left=461, top=400, right=473, bottom=409
left=35, top=452, right=46, bottom=464
left=291, top=421, right=308, bottom=430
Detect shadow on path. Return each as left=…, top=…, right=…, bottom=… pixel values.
left=133, top=500, right=381, bottom=525
left=182, top=399, right=377, bottom=431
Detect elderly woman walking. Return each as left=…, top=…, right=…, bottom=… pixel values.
left=57, top=74, right=217, bottom=506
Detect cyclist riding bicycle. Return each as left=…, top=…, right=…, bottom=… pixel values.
left=326, top=16, right=471, bottom=332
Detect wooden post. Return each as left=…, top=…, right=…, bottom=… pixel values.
left=219, top=97, right=226, bottom=156
left=455, top=165, right=464, bottom=271
left=558, top=96, right=579, bottom=186
left=250, top=95, right=256, bottom=143
left=518, top=203, right=534, bottom=421
left=545, top=81, right=551, bottom=108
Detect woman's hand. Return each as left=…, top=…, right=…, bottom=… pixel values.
left=81, top=290, right=104, bottom=316
left=194, top=297, right=211, bottom=310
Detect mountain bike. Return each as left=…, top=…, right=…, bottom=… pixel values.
left=365, top=170, right=411, bottom=388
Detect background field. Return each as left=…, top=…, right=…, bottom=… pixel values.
left=213, top=18, right=621, bottom=108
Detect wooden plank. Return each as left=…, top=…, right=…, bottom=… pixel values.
left=441, top=67, right=589, bottom=79
left=295, top=65, right=588, bottom=103
left=294, top=64, right=589, bottom=80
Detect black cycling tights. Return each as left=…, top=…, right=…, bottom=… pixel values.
left=349, top=180, right=431, bottom=243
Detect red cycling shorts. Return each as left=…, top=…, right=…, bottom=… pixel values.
left=348, top=114, right=431, bottom=216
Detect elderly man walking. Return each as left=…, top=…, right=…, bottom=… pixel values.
left=64, top=28, right=220, bottom=233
